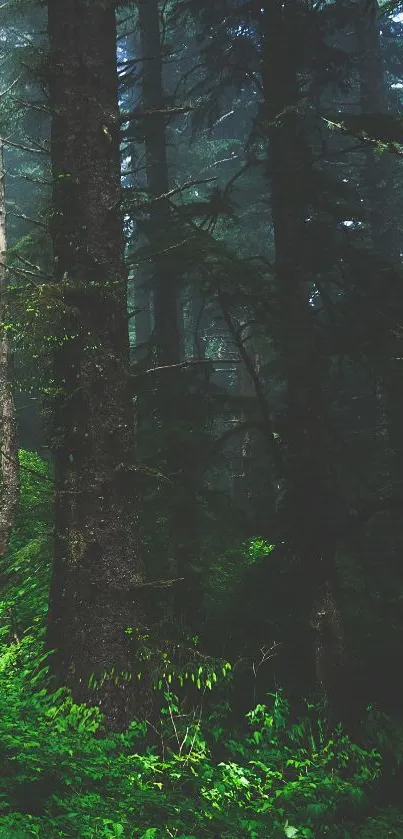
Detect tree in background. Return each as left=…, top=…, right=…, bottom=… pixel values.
left=0, top=140, right=19, bottom=559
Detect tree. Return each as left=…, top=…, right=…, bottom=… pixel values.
left=355, top=0, right=400, bottom=260
left=137, top=0, right=181, bottom=369
left=259, top=0, right=349, bottom=719
left=0, top=140, right=19, bottom=559
left=355, top=0, right=403, bottom=505
left=46, top=0, right=151, bottom=729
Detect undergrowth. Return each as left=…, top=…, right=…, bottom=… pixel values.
left=0, top=452, right=401, bottom=837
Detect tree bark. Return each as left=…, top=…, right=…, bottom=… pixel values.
left=46, top=0, right=151, bottom=729
left=0, top=141, right=19, bottom=560
left=261, top=0, right=348, bottom=721
left=137, top=0, right=181, bottom=368
left=355, top=0, right=400, bottom=261
left=137, top=0, right=198, bottom=628
left=355, top=0, right=403, bottom=501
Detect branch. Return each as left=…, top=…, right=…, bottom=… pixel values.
left=215, top=289, right=282, bottom=470
left=0, top=137, right=49, bottom=156
left=131, top=358, right=241, bottom=378
left=0, top=75, right=22, bottom=98
left=121, top=105, right=194, bottom=123
left=12, top=98, right=51, bottom=116
left=129, top=577, right=185, bottom=590
left=15, top=254, right=52, bottom=280
left=127, top=237, right=192, bottom=265
left=321, top=116, right=403, bottom=156
left=153, top=176, right=217, bottom=204
left=7, top=211, right=47, bottom=228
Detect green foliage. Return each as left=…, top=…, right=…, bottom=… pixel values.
left=0, top=450, right=52, bottom=633
left=0, top=454, right=398, bottom=837
left=246, top=538, right=276, bottom=563
left=204, top=536, right=275, bottom=618
left=0, top=648, right=384, bottom=839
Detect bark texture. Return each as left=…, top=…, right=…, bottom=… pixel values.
left=356, top=0, right=403, bottom=501
left=355, top=0, right=399, bottom=261
left=0, top=141, right=19, bottom=560
left=138, top=0, right=181, bottom=368
left=261, top=0, right=348, bottom=721
left=47, top=0, right=151, bottom=729
left=138, top=0, right=194, bottom=627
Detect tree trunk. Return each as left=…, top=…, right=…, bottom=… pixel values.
left=355, top=0, right=399, bottom=262
left=0, top=141, right=19, bottom=560
left=261, top=0, right=348, bottom=721
left=138, top=0, right=197, bottom=628
left=133, top=278, right=152, bottom=363
left=46, top=0, right=151, bottom=729
left=138, top=0, right=181, bottom=368
left=355, top=0, right=403, bottom=501
left=126, top=139, right=152, bottom=363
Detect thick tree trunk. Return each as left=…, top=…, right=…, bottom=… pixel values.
left=355, top=0, right=399, bottom=262
left=46, top=0, right=151, bottom=729
left=0, top=141, right=19, bottom=560
left=261, top=0, right=348, bottom=721
left=355, top=0, right=403, bottom=501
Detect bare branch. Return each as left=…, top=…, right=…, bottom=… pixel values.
left=0, top=75, right=21, bottom=98
left=121, top=104, right=194, bottom=123
left=0, top=137, right=49, bottom=156
left=153, top=176, right=217, bottom=204
left=131, top=357, right=241, bottom=378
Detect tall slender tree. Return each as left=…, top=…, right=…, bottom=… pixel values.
left=355, top=0, right=403, bottom=504
left=0, top=140, right=19, bottom=559
left=137, top=0, right=181, bottom=368
left=260, top=0, right=348, bottom=719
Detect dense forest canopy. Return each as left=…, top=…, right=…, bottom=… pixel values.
left=1, top=0, right=403, bottom=836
